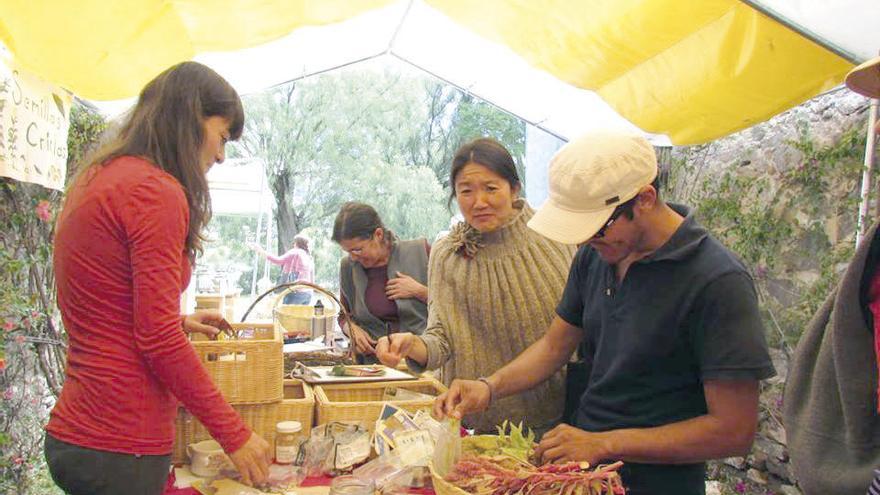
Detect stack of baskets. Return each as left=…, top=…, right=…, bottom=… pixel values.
left=172, top=279, right=450, bottom=465
left=172, top=321, right=314, bottom=464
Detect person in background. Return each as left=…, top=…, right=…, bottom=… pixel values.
left=435, top=131, right=775, bottom=495
left=251, top=234, right=315, bottom=304
left=784, top=55, right=880, bottom=495
left=331, top=202, right=429, bottom=362
left=375, top=138, right=576, bottom=436
left=47, top=61, right=271, bottom=495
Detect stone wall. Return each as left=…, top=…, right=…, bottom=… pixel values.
left=669, top=87, right=875, bottom=495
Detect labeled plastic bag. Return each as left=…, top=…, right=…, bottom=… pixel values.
left=299, top=421, right=371, bottom=476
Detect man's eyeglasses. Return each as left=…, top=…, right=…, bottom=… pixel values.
left=592, top=198, right=636, bottom=239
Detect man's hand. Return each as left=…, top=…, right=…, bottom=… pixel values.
left=432, top=378, right=492, bottom=420
left=375, top=332, right=416, bottom=367
left=386, top=271, right=427, bottom=301
left=347, top=323, right=377, bottom=355
left=182, top=310, right=232, bottom=338
left=534, top=424, right=613, bottom=466
left=248, top=242, right=266, bottom=255
left=227, top=432, right=272, bottom=487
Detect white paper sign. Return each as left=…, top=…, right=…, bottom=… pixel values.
left=0, top=58, right=71, bottom=190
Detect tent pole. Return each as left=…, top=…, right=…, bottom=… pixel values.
left=250, top=161, right=267, bottom=296
left=856, top=99, right=878, bottom=247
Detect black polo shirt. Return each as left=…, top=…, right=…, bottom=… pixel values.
left=556, top=204, right=776, bottom=495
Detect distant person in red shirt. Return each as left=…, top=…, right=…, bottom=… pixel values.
left=251, top=234, right=315, bottom=304
left=46, top=61, right=271, bottom=495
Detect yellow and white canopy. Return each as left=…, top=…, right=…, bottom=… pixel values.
left=0, top=0, right=876, bottom=144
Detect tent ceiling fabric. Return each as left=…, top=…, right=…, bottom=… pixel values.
left=0, top=0, right=394, bottom=100
left=424, top=0, right=854, bottom=144
left=0, top=0, right=874, bottom=145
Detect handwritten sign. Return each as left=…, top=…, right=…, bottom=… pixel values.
left=0, top=59, right=71, bottom=190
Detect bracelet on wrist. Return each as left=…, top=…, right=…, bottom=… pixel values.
left=477, top=376, right=494, bottom=406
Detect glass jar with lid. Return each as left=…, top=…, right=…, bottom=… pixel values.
left=329, top=475, right=375, bottom=495
left=275, top=420, right=302, bottom=465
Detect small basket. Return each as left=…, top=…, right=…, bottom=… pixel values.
left=314, top=377, right=447, bottom=430
left=173, top=379, right=315, bottom=464
left=190, top=321, right=283, bottom=404
left=242, top=281, right=356, bottom=361
left=273, top=303, right=337, bottom=338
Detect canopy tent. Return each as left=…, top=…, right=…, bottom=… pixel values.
left=1, top=0, right=877, bottom=145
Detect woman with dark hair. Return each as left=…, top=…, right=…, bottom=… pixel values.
left=331, top=202, right=429, bottom=362
left=46, top=61, right=271, bottom=494
left=375, top=137, right=575, bottom=435
left=252, top=234, right=315, bottom=304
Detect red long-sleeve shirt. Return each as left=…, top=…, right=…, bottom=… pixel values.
left=47, top=156, right=250, bottom=455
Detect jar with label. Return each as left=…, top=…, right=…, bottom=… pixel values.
left=275, top=420, right=302, bottom=465
left=329, top=475, right=375, bottom=495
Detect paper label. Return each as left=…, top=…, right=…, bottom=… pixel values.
left=335, top=434, right=370, bottom=469
left=394, top=430, right=434, bottom=466
left=275, top=445, right=298, bottom=464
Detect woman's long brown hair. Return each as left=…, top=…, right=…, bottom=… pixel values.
left=71, top=61, right=244, bottom=260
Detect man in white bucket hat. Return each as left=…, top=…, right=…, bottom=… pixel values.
left=434, top=131, right=775, bottom=495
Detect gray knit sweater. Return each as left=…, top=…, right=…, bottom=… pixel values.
left=414, top=200, right=576, bottom=434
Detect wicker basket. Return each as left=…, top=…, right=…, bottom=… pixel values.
left=314, top=377, right=447, bottom=430
left=429, top=460, right=468, bottom=495
left=190, top=321, right=283, bottom=404
left=172, top=379, right=315, bottom=464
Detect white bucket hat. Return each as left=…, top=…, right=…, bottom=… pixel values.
left=528, top=131, right=658, bottom=245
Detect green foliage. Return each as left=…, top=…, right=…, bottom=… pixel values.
left=0, top=102, right=105, bottom=494
left=462, top=421, right=536, bottom=463
left=232, top=62, right=526, bottom=293
left=672, top=120, right=867, bottom=350
left=66, top=104, right=108, bottom=171
left=202, top=214, right=261, bottom=290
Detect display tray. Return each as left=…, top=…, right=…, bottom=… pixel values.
left=292, top=364, right=416, bottom=384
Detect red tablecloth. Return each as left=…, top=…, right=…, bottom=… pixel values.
left=162, top=471, right=435, bottom=495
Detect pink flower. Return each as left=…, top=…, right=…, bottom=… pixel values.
left=30, top=311, right=39, bottom=319
left=3, top=320, right=14, bottom=332
left=21, top=318, right=30, bottom=328
left=12, top=456, right=23, bottom=466
left=15, top=335, right=25, bottom=344
left=735, top=481, right=747, bottom=493
left=35, top=200, right=52, bottom=222
left=3, top=389, right=13, bottom=400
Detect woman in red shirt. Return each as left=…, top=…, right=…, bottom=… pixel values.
left=45, top=61, right=271, bottom=494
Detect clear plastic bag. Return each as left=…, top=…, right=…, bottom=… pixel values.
left=265, top=464, right=307, bottom=491
left=351, top=450, right=408, bottom=488
left=431, top=419, right=461, bottom=477
left=299, top=422, right=371, bottom=476
left=298, top=435, right=335, bottom=477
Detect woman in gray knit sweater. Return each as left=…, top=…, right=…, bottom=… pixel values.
left=376, top=138, right=576, bottom=435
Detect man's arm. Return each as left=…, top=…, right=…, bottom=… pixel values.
left=435, top=315, right=582, bottom=418
left=535, top=379, right=760, bottom=465
left=490, top=315, right=583, bottom=398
